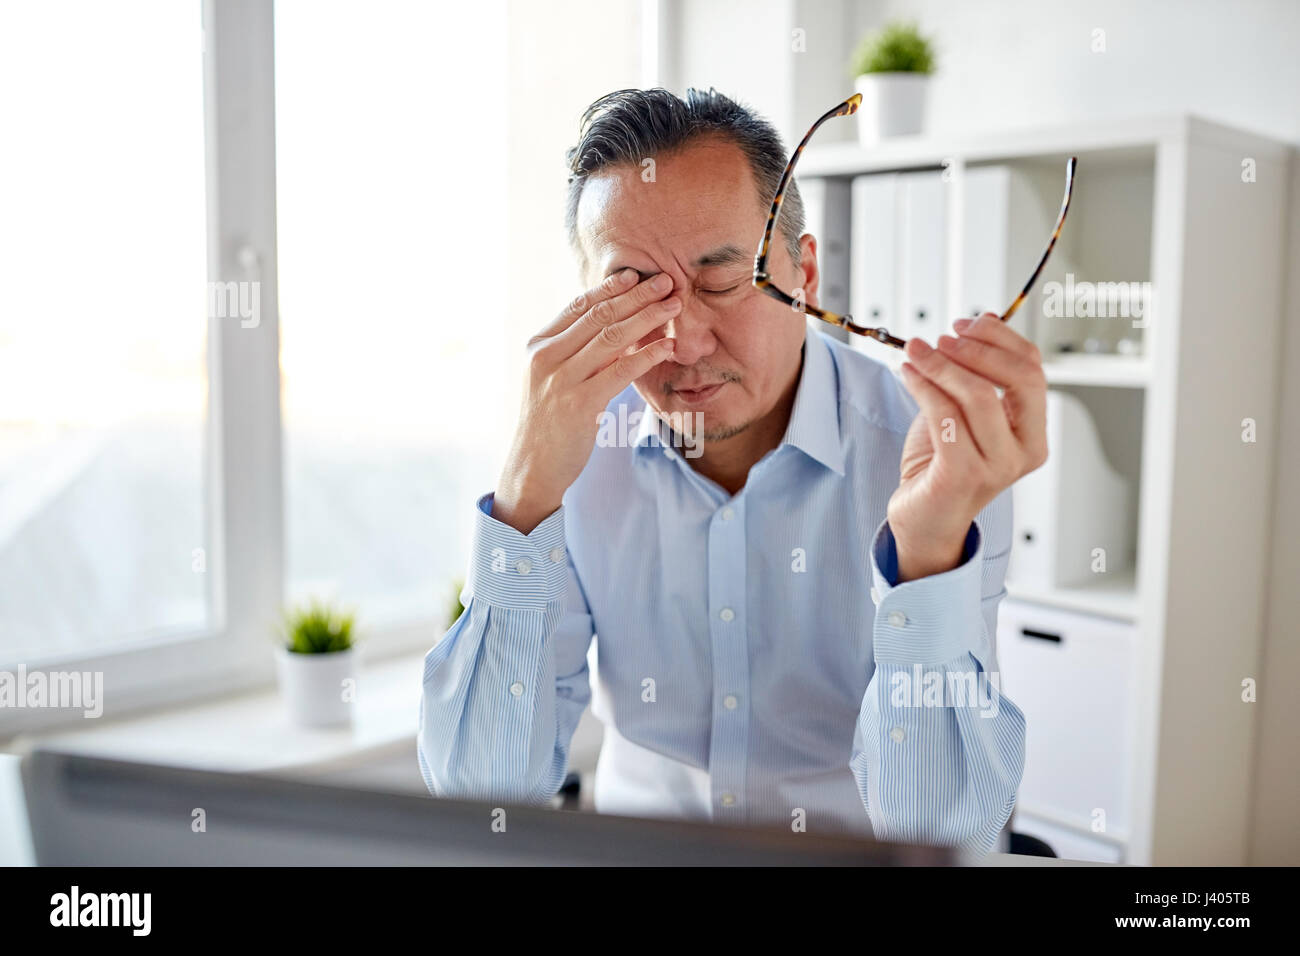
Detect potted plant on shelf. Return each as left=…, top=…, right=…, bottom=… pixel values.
left=849, top=20, right=936, bottom=145
left=274, top=600, right=358, bottom=728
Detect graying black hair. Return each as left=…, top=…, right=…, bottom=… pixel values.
left=564, top=87, right=804, bottom=273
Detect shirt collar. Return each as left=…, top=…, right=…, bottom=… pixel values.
left=632, top=322, right=845, bottom=475
left=779, top=322, right=846, bottom=475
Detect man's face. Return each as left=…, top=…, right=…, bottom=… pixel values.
left=576, top=135, right=818, bottom=442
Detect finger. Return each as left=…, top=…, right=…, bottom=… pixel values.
left=897, top=361, right=978, bottom=467
left=547, top=271, right=676, bottom=362
left=953, top=312, right=1041, bottom=366
left=936, top=329, right=1041, bottom=390
left=904, top=336, right=1015, bottom=463
left=586, top=335, right=677, bottom=399
left=569, top=293, right=683, bottom=381
left=936, top=329, right=1047, bottom=449
left=529, top=267, right=639, bottom=349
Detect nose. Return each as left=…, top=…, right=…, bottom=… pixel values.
left=662, top=293, right=719, bottom=367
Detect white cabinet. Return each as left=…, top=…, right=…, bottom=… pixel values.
left=996, top=600, right=1134, bottom=840
left=1012, top=812, right=1126, bottom=864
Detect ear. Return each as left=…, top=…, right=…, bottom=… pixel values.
left=796, top=233, right=820, bottom=311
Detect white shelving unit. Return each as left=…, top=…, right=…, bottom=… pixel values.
left=801, top=114, right=1291, bottom=865
left=1042, top=354, right=1150, bottom=389
left=1006, top=567, right=1140, bottom=623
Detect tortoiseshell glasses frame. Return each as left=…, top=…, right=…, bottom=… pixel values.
left=752, top=92, right=1078, bottom=350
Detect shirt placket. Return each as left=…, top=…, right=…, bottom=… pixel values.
left=705, top=493, right=750, bottom=821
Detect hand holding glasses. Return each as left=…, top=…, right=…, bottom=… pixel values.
left=752, top=93, right=1077, bottom=348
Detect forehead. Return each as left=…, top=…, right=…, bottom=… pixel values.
left=575, top=135, right=767, bottom=275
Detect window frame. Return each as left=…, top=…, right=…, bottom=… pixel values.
left=2, top=0, right=421, bottom=739
left=2, top=0, right=654, bottom=740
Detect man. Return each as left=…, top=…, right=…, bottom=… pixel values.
left=418, top=87, right=1043, bottom=854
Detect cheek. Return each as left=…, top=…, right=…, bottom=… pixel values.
left=713, top=315, right=764, bottom=370
left=723, top=314, right=801, bottom=385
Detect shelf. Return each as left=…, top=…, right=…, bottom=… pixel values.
left=855, top=341, right=1151, bottom=390
left=1042, top=354, right=1150, bottom=388
left=795, top=113, right=1290, bottom=179
left=1005, top=567, right=1138, bottom=622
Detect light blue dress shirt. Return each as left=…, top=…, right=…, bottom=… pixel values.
left=419, top=322, right=1026, bottom=854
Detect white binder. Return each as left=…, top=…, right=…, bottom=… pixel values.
left=1007, top=389, right=1134, bottom=589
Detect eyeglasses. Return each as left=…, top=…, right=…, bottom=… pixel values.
left=752, top=93, right=1078, bottom=349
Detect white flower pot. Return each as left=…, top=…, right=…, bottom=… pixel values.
left=854, top=73, right=930, bottom=145
left=275, top=646, right=357, bottom=728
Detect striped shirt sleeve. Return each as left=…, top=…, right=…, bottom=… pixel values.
left=850, top=490, right=1027, bottom=855
left=417, top=492, right=595, bottom=805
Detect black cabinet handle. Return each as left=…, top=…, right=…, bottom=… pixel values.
left=1021, top=627, right=1062, bottom=644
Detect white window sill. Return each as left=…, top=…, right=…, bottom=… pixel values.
left=2, top=649, right=427, bottom=776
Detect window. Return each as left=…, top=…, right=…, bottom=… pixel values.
left=0, top=0, right=208, bottom=663
left=0, top=0, right=648, bottom=735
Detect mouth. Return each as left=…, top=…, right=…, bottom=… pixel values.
left=672, top=382, right=727, bottom=406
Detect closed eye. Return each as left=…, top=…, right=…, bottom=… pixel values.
left=701, top=284, right=742, bottom=296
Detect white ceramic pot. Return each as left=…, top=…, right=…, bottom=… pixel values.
left=275, top=646, right=356, bottom=728
left=854, top=72, right=930, bottom=145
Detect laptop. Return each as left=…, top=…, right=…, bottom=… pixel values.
left=21, top=748, right=958, bottom=866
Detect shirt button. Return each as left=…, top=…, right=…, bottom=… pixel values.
left=721, top=792, right=736, bottom=807
left=721, top=507, right=734, bottom=521
left=887, top=610, right=907, bottom=627
left=510, top=682, right=524, bottom=697
left=719, top=607, right=735, bottom=622
left=870, top=587, right=880, bottom=603
left=723, top=694, right=738, bottom=710
left=890, top=727, right=906, bottom=743
left=515, top=558, right=532, bottom=575
left=549, top=547, right=564, bottom=563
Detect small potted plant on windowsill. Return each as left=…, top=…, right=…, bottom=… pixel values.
left=274, top=600, right=358, bottom=728
left=849, top=20, right=936, bottom=145
left=446, top=578, right=466, bottom=631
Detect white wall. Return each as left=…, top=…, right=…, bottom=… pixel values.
left=670, top=0, right=1300, bottom=143
left=504, top=0, right=645, bottom=464
left=848, top=0, right=1300, bottom=143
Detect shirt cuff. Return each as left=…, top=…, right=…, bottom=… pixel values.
left=869, top=518, right=983, bottom=665
left=463, top=492, right=569, bottom=611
